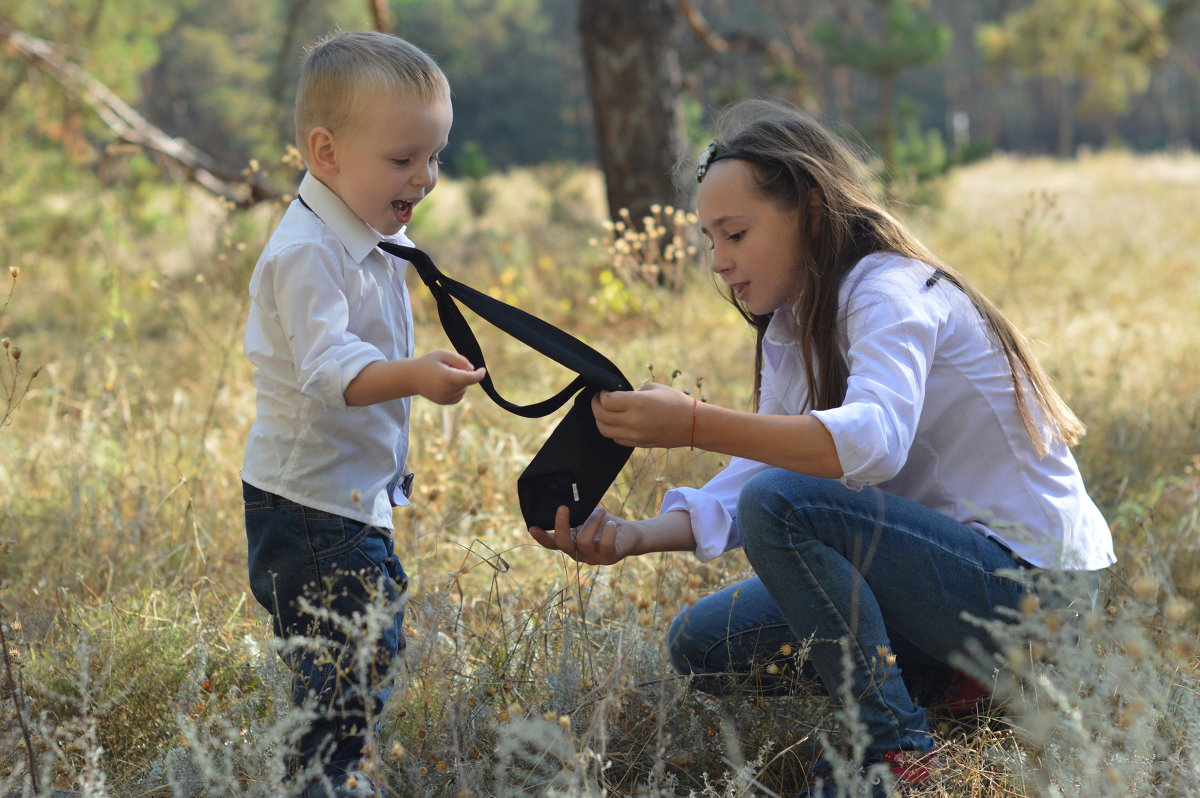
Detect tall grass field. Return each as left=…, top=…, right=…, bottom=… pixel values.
left=1, top=150, right=1198, bottom=797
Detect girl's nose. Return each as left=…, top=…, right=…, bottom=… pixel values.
left=709, top=247, right=731, bottom=275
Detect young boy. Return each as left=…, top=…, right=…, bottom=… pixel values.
left=241, top=30, right=484, bottom=798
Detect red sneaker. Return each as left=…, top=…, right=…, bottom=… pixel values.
left=880, top=748, right=938, bottom=783
left=799, top=749, right=937, bottom=796
left=931, top=671, right=990, bottom=717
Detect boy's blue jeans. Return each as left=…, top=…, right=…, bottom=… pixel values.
left=244, top=482, right=407, bottom=787
left=667, top=470, right=1040, bottom=759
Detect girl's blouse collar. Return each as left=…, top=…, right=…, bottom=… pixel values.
left=763, top=304, right=800, bottom=346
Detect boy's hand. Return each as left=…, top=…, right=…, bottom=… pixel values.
left=413, top=349, right=486, bottom=405
left=528, top=506, right=643, bottom=565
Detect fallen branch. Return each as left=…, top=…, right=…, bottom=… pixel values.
left=672, top=0, right=730, bottom=52
left=671, top=0, right=804, bottom=85
left=1, top=20, right=284, bottom=207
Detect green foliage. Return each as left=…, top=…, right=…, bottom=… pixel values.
left=976, top=0, right=1169, bottom=118
left=1, top=0, right=590, bottom=188
left=0, top=586, right=264, bottom=789
left=889, top=100, right=992, bottom=205
left=142, top=7, right=280, bottom=166
left=894, top=101, right=950, bottom=180
left=5, top=0, right=182, bottom=98
left=890, top=122, right=950, bottom=206
left=814, top=0, right=952, bottom=187
left=4, top=0, right=1197, bottom=196
left=457, top=141, right=493, bottom=219
left=814, top=0, right=952, bottom=78
left=391, top=0, right=591, bottom=170
left=1, top=1, right=181, bottom=183
left=456, top=141, right=491, bottom=182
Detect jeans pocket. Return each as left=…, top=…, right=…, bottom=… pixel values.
left=307, top=519, right=408, bottom=608
left=302, top=510, right=373, bottom=561
left=317, top=525, right=406, bottom=594
left=242, top=482, right=273, bottom=512
left=387, top=556, right=409, bottom=594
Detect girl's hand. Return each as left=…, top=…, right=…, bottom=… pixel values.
left=413, top=349, right=486, bottom=405
left=528, top=506, right=643, bottom=565
left=592, top=382, right=695, bottom=448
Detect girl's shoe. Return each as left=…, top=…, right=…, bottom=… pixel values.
left=797, top=749, right=938, bottom=797
left=930, top=671, right=990, bottom=718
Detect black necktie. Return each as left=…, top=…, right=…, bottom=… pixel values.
left=378, top=242, right=633, bottom=529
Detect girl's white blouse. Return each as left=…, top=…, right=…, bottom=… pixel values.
left=662, top=252, right=1115, bottom=570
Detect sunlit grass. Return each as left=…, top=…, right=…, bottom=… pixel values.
left=2, top=150, right=1198, bottom=796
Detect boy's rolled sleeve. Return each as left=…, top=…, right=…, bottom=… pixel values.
left=270, top=246, right=385, bottom=410
left=298, top=343, right=384, bottom=409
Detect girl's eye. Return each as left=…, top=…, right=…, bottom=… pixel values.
left=393, top=158, right=411, bottom=166
left=727, top=231, right=745, bottom=241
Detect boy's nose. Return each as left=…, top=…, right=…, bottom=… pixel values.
left=412, top=163, right=436, bottom=188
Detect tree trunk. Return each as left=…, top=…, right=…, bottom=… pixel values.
left=368, top=0, right=388, bottom=33
left=579, top=0, right=687, bottom=228
left=271, top=0, right=313, bottom=128
left=1056, top=71, right=1075, bottom=157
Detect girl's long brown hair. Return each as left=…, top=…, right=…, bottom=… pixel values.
left=710, top=99, right=1084, bottom=456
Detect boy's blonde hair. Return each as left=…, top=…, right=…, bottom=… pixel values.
left=294, top=30, right=450, bottom=164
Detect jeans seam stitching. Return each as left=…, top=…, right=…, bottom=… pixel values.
left=308, top=519, right=377, bottom=562
left=751, top=502, right=915, bottom=738
left=697, top=621, right=794, bottom=668
left=782, top=498, right=1012, bottom=577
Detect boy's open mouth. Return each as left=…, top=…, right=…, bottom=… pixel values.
left=391, top=199, right=415, bottom=225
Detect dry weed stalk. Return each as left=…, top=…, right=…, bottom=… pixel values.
left=1, top=263, right=44, bottom=796
left=1, top=589, right=40, bottom=795
left=594, top=204, right=701, bottom=293
left=2, top=156, right=1198, bottom=796
left=1, top=266, right=41, bottom=432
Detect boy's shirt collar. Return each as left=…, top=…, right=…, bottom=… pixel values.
left=296, top=172, right=411, bottom=262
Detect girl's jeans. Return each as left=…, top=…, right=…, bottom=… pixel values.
left=244, top=482, right=407, bottom=786
left=668, top=470, right=1042, bottom=758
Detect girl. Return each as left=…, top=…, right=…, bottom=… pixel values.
left=528, top=99, right=1114, bottom=796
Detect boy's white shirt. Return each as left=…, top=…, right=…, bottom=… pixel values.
left=242, top=172, right=416, bottom=529
left=664, top=252, right=1116, bottom=570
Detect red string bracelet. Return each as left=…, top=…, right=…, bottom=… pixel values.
left=689, top=397, right=699, bottom=450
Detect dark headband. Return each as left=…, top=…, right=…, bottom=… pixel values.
left=695, top=139, right=773, bottom=183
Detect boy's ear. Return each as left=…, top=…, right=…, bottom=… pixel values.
left=307, top=127, right=338, bottom=176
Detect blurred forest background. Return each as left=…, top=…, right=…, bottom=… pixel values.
left=3, top=1, right=1200, bottom=796
left=3, top=0, right=1199, bottom=208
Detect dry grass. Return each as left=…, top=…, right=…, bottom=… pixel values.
left=1, top=150, right=1198, bottom=796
